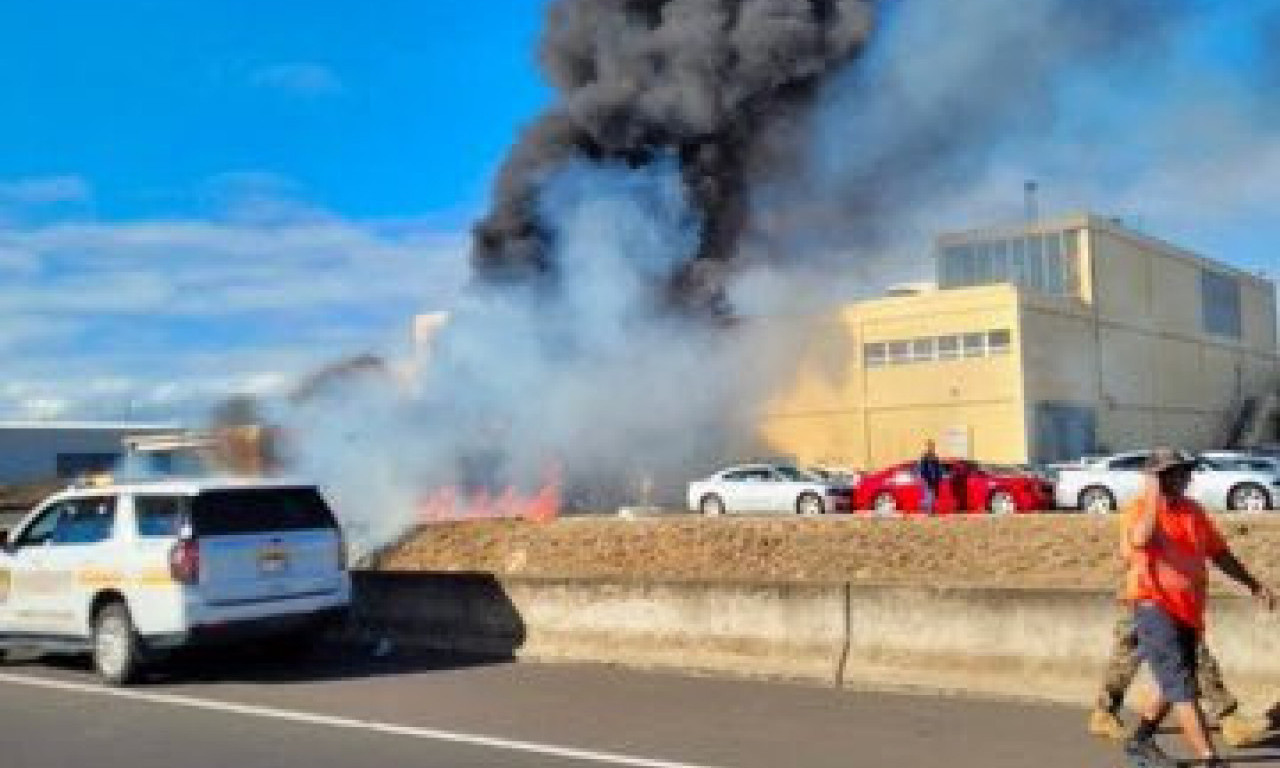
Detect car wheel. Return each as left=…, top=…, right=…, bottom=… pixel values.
left=1079, top=486, right=1116, bottom=515
left=1228, top=483, right=1271, bottom=512
left=987, top=490, right=1018, bottom=515
left=699, top=494, right=726, bottom=517
left=796, top=492, right=825, bottom=516
left=93, top=602, right=143, bottom=686
left=873, top=492, right=899, bottom=516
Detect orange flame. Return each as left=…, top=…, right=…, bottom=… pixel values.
left=418, top=464, right=561, bottom=524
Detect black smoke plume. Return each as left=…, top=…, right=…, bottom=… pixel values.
left=471, top=0, right=875, bottom=308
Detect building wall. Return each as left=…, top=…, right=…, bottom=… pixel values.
left=759, top=286, right=1028, bottom=468
left=760, top=216, right=1280, bottom=470
left=0, top=425, right=178, bottom=485
left=1021, top=222, right=1280, bottom=459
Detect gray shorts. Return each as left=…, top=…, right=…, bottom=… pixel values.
left=1134, top=602, right=1199, bottom=704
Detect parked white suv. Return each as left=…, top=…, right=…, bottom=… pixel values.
left=0, top=478, right=351, bottom=684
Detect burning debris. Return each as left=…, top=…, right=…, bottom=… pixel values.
left=473, top=0, right=875, bottom=310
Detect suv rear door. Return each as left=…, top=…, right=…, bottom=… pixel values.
left=190, top=487, right=343, bottom=607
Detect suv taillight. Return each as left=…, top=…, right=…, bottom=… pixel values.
left=335, top=530, right=348, bottom=571
left=169, top=538, right=200, bottom=585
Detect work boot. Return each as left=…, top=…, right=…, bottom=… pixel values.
left=1220, top=712, right=1269, bottom=748
left=1089, top=707, right=1129, bottom=740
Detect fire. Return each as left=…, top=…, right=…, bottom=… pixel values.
left=418, top=465, right=561, bottom=524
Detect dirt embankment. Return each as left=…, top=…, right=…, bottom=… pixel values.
left=374, top=513, right=1280, bottom=592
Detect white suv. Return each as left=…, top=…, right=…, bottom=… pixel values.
left=0, top=478, right=351, bottom=684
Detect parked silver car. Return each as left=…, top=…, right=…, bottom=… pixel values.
left=687, top=464, right=855, bottom=516
left=1055, top=450, right=1280, bottom=513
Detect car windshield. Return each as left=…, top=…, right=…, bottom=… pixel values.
left=774, top=466, right=819, bottom=482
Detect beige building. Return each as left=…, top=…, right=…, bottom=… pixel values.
left=759, top=214, right=1280, bottom=468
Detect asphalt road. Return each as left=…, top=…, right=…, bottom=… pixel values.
left=0, top=648, right=1273, bottom=768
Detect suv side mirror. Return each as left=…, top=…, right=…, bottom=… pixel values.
left=0, top=529, right=9, bottom=549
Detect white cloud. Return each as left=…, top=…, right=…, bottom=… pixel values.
left=0, top=184, right=470, bottom=421
left=249, top=63, right=345, bottom=97
left=0, top=175, right=91, bottom=206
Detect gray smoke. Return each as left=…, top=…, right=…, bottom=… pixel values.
left=284, top=0, right=1280, bottom=556
left=472, top=0, right=874, bottom=308
left=744, top=0, right=1206, bottom=273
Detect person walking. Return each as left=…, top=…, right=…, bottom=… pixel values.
left=916, top=440, right=944, bottom=514
left=1087, top=610, right=1268, bottom=747
left=1118, top=449, right=1275, bottom=768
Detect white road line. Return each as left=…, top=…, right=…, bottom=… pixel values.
left=0, top=672, right=726, bottom=768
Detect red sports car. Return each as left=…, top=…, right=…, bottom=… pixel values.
left=854, top=460, right=1054, bottom=515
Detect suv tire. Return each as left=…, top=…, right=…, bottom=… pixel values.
left=93, top=602, right=143, bottom=686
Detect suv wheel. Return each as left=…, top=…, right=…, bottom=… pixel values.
left=796, top=492, right=825, bottom=516
left=699, top=494, right=726, bottom=517
left=1079, top=486, right=1116, bottom=515
left=1229, top=483, right=1271, bottom=512
left=93, top=602, right=143, bottom=686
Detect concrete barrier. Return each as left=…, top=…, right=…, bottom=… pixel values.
left=354, top=572, right=847, bottom=683
left=353, top=572, right=1280, bottom=709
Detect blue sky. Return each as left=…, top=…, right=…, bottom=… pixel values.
left=0, top=0, right=550, bottom=223
left=0, top=0, right=1276, bottom=422
left=0, top=1, right=554, bottom=420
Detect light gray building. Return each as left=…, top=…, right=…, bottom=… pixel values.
left=0, top=422, right=183, bottom=485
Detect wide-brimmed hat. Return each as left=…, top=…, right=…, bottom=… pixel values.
left=1146, top=448, right=1195, bottom=475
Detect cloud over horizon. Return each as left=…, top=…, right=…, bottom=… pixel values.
left=0, top=173, right=468, bottom=423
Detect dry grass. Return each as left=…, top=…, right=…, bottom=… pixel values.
left=374, top=512, right=1280, bottom=592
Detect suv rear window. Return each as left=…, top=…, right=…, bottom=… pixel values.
left=190, top=488, right=337, bottom=536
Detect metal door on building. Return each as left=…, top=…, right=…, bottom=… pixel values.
left=1035, top=402, right=1098, bottom=463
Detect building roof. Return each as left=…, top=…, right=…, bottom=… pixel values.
left=937, top=212, right=1273, bottom=289
left=0, top=421, right=184, bottom=432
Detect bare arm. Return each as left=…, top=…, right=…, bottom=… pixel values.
left=1213, top=549, right=1277, bottom=610
left=1213, top=549, right=1260, bottom=593
left=1129, top=474, right=1162, bottom=548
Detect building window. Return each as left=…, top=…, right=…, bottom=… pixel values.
left=939, top=229, right=1081, bottom=297
left=987, top=329, right=1012, bottom=354
left=937, top=335, right=961, bottom=360
left=911, top=338, right=936, bottom=362
left=963, top=332, right=987, bottom=358
left=864, top=329, right=1011, bottom=370
left=1201, top=269, right=1242, bottom=338
left=864, top=343, right=887, bottom=368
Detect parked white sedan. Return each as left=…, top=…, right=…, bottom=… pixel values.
left=687, top=464, right=855, bottom=516
left=1055, top=450, right=1280, bottom=513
